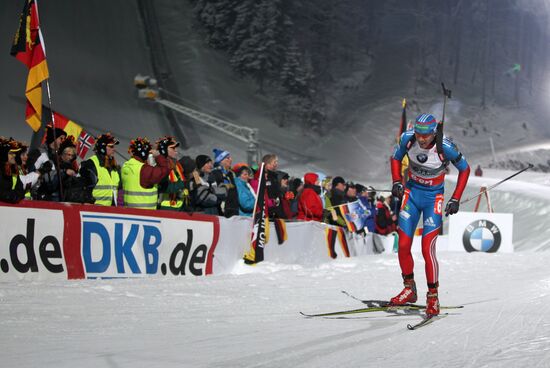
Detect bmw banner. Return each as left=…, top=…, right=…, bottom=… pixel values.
left=448, top=212, right=514, bottom=253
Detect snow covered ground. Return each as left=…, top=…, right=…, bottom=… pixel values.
left=1, top=3, right=549, bottom=365
left=1, top=172, right=550, bottom=368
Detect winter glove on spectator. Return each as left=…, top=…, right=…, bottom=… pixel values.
left=38, top=161, right=53, bottom=175
left=445, top=198, right=460, bottom=216
left=391, top=181, right=404, bottom=199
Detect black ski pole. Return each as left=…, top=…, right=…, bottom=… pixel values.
left=460, top=164, right=534, bottom=205
left=437, top=83, right=452, bottom=157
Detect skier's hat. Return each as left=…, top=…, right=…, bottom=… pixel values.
left=414, top=113, right=438, bottom=134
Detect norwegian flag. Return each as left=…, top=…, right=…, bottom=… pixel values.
left=77, top=131, right=95, bottom=159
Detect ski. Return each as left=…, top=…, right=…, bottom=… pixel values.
left=301, top=291, right=463, bottom=318
left=300, top=304, right=450, bottom=318
left=407, top=314, right=447, bottom=330
left=340, top=290, right=464, bottom=310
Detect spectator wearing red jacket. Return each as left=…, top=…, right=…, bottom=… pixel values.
left=297, top=172, right=323, bottom=222
left=375, top=196, right=397, bottom=235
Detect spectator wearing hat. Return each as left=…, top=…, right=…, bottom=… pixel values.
left=210, top=148, right=239, bottom=217
left=234, top=165, right=256, bottom=217
left=277, top=170, right=294, bottom=219
left=13, top=141, right=38, bottom=199
left=288, top=177, right=303, bottom=216
left=56, top=136, right=94, bottom=204
left=80, top=133, right=120, bottom=206
left=474, top=165, right=483, bottom=177
left=324, top=176, right=347, bottom=226
left=121, top=137, right=170, bottom=210
left=320, top=176, right=332, bottom=208
left=176, top=156, right=198, bottom=212
left=345, top=182, right=358, bottom=202
left=211, top=148, right=233, bottom=184
left=356, top=185, right=377, bottom=233
left=0, top=137, right=25, bottom=204
left=375, top=195, right=397, bottom=235
left=29, top=124, right=68, bottom=201
left=31, top=124, right=67, bottom=170
left=193, top=154, right=225, bottom=215
left=297, top=173, right=323, bottom=222
left=156, top=136, right=186, bottom=211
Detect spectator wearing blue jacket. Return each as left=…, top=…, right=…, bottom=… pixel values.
left=234, top=165, right=255, bottom=217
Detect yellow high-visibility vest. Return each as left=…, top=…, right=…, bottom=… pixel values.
left=121, top=158, right=157, bottom=210
left=90, top=155, right=120, bottom=206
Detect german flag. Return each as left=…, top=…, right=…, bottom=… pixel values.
left=273, top=218, right=287, bottom=245
left=243, top=163, right=270, bottom=265
left=324, top=227, right=350, bottom=259
left=336, top=204, right=356, bottom=233
left=11, top=0, right=49, bottom=132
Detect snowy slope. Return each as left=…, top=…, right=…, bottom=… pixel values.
left=2, top=244, right=550, bottom=367
left=1, top=171, right=550, bottom=368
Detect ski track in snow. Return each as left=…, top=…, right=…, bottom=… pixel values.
left=3, top=249, right=550, bottom=367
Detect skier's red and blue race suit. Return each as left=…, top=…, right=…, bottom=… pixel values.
left=391, top=131, right=470, bottom=287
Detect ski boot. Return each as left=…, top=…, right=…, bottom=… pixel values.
left=390, top=278, right=417, bottom=305
left=426, top=288, right=440, bottom=316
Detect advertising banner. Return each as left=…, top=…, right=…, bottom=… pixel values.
left=0, top=207, right=66, bottom=281
left=80, top=212, right=219, bottom=278
left=448, top=212, right=514, bottom=253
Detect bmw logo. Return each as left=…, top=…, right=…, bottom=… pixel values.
left=416, top=153, right=428, bottom=163
left=462, top=220, right=501, bottom=253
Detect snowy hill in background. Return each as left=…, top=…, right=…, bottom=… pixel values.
left=2, top=1, right=549, bottom=181
left=148, top=1, right=550, bottom=183
left=0, top=1, right=548, bottom=237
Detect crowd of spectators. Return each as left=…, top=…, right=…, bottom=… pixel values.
left=0, top=126, right=398, bottom=235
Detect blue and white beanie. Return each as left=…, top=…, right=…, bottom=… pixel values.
left=213, top=148, right=230, bottom=165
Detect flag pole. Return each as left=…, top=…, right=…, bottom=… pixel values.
left=35, top=0, right=64, bottom=199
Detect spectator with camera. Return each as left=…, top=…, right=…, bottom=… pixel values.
left=29, top=125, right=68, bottom=201
left=57, top=136, right=94, bottom=204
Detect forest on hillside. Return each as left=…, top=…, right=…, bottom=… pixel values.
left=189, top=0, right=549, bottom=132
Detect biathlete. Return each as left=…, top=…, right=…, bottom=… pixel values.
left=389, top=113, right=470, bottom=316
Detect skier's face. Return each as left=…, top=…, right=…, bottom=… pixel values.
left=415, top=132, right=436, bottom=149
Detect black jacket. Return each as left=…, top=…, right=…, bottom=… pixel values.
left=0, top=172, right=25, bottom=204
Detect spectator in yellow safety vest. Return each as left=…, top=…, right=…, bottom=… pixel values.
left=80, top=133, right=121, bottom=206
left=121, top=137, right=171, bottom=210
